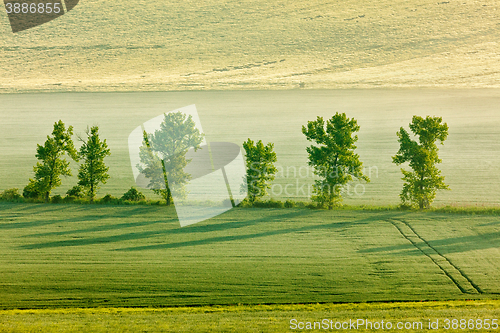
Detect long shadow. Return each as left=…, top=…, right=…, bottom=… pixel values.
left=23, top=218, right=174, bottom=238
left=428, top=231, right=500, bottom=255
left=360, top=231, right=500, bottom=256
left=115, top=221, right=353, bottom=251
left=19, top=209, right=320, bottom=249
left=479, top=220, right=500, bottom=227
left=178, top=209, right=321, bottom=234
left=19, top=210, right=401, bottom=250
left=0, top=205, right=175, bottom=230
left=114, top=211, right=402, bottom=252
left=22, top=208, right=314, bottom=240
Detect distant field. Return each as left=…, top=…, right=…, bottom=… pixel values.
left=0, top=202, right=499, bottom=309
left=1, top=301, right=500, bottom=332
left=1, top=0, right=500, bottom=91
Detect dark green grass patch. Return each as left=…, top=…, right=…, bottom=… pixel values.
left=0, top=203, right=499, bottom=310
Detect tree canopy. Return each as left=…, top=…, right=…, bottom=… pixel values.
left=242, top=139, right=277, bottom=202
left=138, top=112, right=204, bottom=205
left=77, top=126, right=111, bottom=202
left=26, top=120, right=78, bottom=202
left=392, top=115, right=449, bottom=209
left=302, top=113, right=369, bottom=209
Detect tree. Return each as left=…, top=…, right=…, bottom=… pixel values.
left=302, top=113, right=369, bottom=209
left=392, top=115, right=449, bottom=209
left=77, top=126, right=111, bottom=202
left=138, top=112, right=204, bottom=205
left=27, top=120, right=78, bottom=202
left=242, top=139, right=278, bottom=203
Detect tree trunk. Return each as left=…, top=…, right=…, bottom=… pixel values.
left=166, top=186, right=172, bottom=206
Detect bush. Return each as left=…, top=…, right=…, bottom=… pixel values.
left=23, top=180, right=41, bottom=199
left=0, top=188, right=22, bottom=202
left=306, top=202, right=320, bottom=209
left=121, top=187, right=146, bottom=201
left=399, top=203, right=413, bottom=210
left=98, top=194, right=121, bottom=204
left=51, top=195, right=63, bottom=204
left=253, top=199, right=285, bottom=208
left=66, top=185, right=84, bottom=198
left=284, top=200, right=295, bottom=208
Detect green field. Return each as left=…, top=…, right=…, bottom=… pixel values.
left=1, top=202, right=499, bottom=310
left=1, top=0, right=500, bottom=91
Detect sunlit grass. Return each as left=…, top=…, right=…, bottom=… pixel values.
left=1, top=301, right=500, bottom=332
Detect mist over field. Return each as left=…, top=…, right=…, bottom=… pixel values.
left=1, top=0, right=500, bottom=91
left=1, top=90, right=500, bottom=206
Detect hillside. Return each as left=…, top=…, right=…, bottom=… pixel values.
left=1, top=0, right=500, bottom=92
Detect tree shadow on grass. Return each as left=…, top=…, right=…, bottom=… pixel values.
left=479, top=220, right=500, bottom=227
left=428, top=231, right=500, bottom=255
left=22, top=208, right=311, bottom=239
left=0, top=205, right=175, bottom=230
left=113, top=211, right=401, bottom=252
left=19, top=210, right=400, bottom=250
left=19, top=209, right=317, bottom=249
left=360, top=231, right=500, bottom=256
left=23, top=218, right=174, bottom=238
left=114, top=221, right=352, bottom=252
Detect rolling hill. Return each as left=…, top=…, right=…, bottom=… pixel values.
left=1, top=0, right=500, bottom=92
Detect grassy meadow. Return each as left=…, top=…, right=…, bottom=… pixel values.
left=1, top=202, right=500, bottom=310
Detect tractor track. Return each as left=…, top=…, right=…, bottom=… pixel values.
left=389, top=219, right=483, bottom=295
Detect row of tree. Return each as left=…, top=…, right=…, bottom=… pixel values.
left=243, top=113, right=449, bottom=209
left=23, top=113, right=448, bottom=210
left=23, top=121, right=111, bottom=202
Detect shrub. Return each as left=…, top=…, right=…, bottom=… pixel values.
left=23, top=180, right=41, bottom=199
left=98, top=194, right=121, bottom=204
left=253, top=199, right=284, bottom=208
left=121, top=187, right=146, bottom=201
left=51, top=195, right=63, bottom=204
left=399, top=203, right=413, bottom=210
left=66, top=185, right=84, bottom=198
left=0, top=188, right=22, bottom=201
left=306, top=202, right=319, bottom=209
left=284, top=200, right=295, bottom=208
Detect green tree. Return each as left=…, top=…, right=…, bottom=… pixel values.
left=27, top=120, right=78, bottom=202
left=77, top=126, right=111, bottom=202
left=138, top=112, right=204, bottom=205
left=392, top=115, right=449, bottom=209
left=242, top=139, right=277, bottom=203
left=302, top=113, right=369, bottom=209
